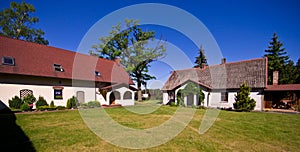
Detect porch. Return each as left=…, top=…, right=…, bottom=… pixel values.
left=264, top=84, right=300, bottom=111
left=99, top=83, right=137, bottom=106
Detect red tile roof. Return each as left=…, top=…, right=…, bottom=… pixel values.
left=162, top=58, right=267, bottom=90
left=265, top=84, right=300, bottom=91
left=0, top=36, right=134, bottom=85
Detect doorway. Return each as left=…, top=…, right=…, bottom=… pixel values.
left=76, top=91, right=85, bottom=103
left=187, top=93, right=194, bottom=106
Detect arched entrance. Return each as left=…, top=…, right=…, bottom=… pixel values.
left=109, top=91, right=120, bottom=105
left=181, top=82, right=205, bottom=107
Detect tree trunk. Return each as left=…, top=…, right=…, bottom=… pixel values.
left=137, top=76, right=142, bottom=102
left=137, top=90, right=142, bottom=102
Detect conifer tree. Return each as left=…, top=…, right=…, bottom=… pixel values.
left=194, top=45, right=208, bottom=68
left=280, top=60, right=298, bottom=84
left=264, top=33, right=289, bottom=84
left=233, top=83, right=256, bottom=112
left=296, top=58, right=300, bottom=83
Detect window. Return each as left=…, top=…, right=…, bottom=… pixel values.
left=2, top=56, right=15, bottom=66
left=95, top=71, right=101, bottom=76
left=221, top=92, right=228, bottom=102
left=20, top=89, right=33, bottom=99
left=123, top=91, right=132, bottom=100
left=53, top=64, right=64, bottom=72
left=54, top=89, right=63, bottom=99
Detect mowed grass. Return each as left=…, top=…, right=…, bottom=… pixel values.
left=11, top=105, right=300, bottom=151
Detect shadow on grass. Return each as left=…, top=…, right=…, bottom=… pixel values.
left=0, top=100, right=36, bottom=151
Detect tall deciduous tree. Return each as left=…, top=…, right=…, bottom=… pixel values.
left=90, top=19, right=166, bottom=101
left=194, top=45, right=208, bottom=68
left=0, top=1, right=48, bottom=45
left=264, top=33, right=289, bottom=84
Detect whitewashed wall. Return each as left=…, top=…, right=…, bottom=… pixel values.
left=208, top=92, right=222, bottom=107
left=169, top=85, right=264, bottom=111
left=106, top=86, right=135, bottom=106
left=201, top=91, right=209, bottom=106
left=209, top=91, right=263, bottom=111
left=96, top=91, right=107, bottom=105
left=227, top=92, right=236, bottom=108
left=0, top=83, right=102, bottom=107
left=250, top=91, right=264, bottom=111
left=162, top=91, right=168, bottom=104
left=174, top=83, right=187, bottom=104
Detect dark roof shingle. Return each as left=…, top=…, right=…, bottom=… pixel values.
left=162, top=58, right=267, bottom=90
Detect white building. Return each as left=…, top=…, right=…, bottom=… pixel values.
left=0, top=36, right=135, bottom=107
left=162, top=58, right=268, bottom=111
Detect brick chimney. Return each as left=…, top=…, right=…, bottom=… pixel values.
left=201, top=63, right=207, bottom=69
left=221, top=58, right=226, bottom=64
left=273, top=71, right=278, bottom=85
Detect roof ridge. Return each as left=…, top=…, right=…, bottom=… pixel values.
left=174, top=67, right=200, bottom=72
left=0, top=35, right=116, bottom=64
left=173, top=58, right=265, bottom=72
left=206, top=57, right=266, bottom=69
left=0, top=35, right=47, bottom=47
left=222, top=57, right=265, bottom=65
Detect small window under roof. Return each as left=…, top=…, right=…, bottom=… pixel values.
left=95, top=71, right=101, bottom=76
left=2, top=56, right=15, bottom=66
left=53, top=64, right=64, bottom=72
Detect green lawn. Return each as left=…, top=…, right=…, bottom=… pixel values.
left=2, top=105, right=300, bottom=151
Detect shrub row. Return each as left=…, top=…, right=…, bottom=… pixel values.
left=36, top=106, right=56, bottom=111
left=35, top=96, right=48, bottom=107
left=9, top=95, right=101, bottom=112
left=8, top=95, right=71, bottom=111
left=8, top=96, right=22, bottom=109
left=20, top=103, right=30, bottom=111
left=78, top=101, right=101, bottom=108
left=87, top=100, right=101, bottom=108
left=9, top=94, right=36, bottom=111
left=66, top=96, right=78, bottom=109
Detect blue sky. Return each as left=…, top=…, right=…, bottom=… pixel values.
left=1, top=0, right=300, bottom=88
